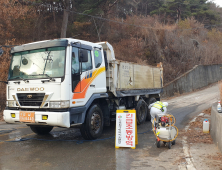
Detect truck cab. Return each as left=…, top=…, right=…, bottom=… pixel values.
left=4, top=38, right=108, bottom=138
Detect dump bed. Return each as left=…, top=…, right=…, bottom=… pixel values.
left=106, top=60, right=163, bottom=97
left=97, top=42, right=163, bottom=97
left=117, top=61, right=162, bottom=89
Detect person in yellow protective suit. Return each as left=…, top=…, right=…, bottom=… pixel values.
left=148, top=101, right=169, bottom=124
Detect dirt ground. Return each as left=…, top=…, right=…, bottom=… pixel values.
left=183, top=108, right=213, bottom=144
left=180, top=108, right=222, bottom=170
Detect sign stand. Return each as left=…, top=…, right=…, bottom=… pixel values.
left=115, top=110, right=138, bottom=149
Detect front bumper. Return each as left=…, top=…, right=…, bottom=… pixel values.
left=3, top=110, right=70, bottom=128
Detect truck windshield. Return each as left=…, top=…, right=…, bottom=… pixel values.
left=8, top=47, right=66, bottom=80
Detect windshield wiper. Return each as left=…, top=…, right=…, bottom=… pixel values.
left=11, top=76, right=29, bottom=83
left=0, top=81, right=8, bottom=84
left=38, top=74, right=55, bottom=83
left=27, top=74, right=55, bottom=83
left=29, top=74, right=54, bottom=80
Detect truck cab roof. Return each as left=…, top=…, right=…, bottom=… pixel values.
left=11, top=38, right=103, bottom=54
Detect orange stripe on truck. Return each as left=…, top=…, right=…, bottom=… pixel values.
left=72, top=67, right=105, bottom=99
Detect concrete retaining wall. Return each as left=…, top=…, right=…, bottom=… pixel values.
left=210, top=104, right=222, bottom=153
left=162, top=64, right=222, bottom=98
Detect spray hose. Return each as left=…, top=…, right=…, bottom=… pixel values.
left=152, top=114, right=179, bottom=142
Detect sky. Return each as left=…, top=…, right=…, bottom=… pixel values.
left=210, top=0, right=222, bottom=7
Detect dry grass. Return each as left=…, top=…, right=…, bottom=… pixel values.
left=106, top=16, right=222, bottom=84
left=202, top=107, right=211, bottom=115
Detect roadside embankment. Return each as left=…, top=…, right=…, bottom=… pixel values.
left=162, top=64, right=222, bottom=98
left=210, top=103, right=222, bottom=153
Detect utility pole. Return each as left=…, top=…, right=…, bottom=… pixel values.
left=61, top=0, right=70, bottom=38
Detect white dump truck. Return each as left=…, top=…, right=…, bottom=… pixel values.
left=3, top=38, right=163, bottom=139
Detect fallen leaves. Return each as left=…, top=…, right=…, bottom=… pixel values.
left=207, top=153, right=222, bottom=161
left=180, top=109, right=213, bottom=144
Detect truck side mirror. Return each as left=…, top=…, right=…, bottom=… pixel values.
left=79, top=49, right=88, bottom=62
left=103, top=51, right=108, bottom=71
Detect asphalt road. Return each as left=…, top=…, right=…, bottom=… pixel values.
left=0, top=84, right=219, bottom=170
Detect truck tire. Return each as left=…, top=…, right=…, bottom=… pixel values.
left=30, top=126, right=53, bottom=135
left=146, top=97, right=157, bottom=121
left=136, top=99, right=147, bottom=125
left=80, top=104, right=104, bottom=140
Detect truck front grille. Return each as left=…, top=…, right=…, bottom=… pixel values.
left=17, top=93, right=45, bottom=106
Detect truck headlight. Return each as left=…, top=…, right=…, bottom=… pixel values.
left=61, top=101, right=70, bottom=108
left=49, top=101, right=69, bottom=108
left=7, top=100, right=17, bottom=107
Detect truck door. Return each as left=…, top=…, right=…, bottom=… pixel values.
left=71, top=46, right=95, bottom=106
left=93, top=48, right=106, bottom=93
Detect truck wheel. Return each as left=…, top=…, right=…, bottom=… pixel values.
left=146, top=97, right=157, bottom=121
left=136, top=99, right=147, bottom=125
left=30, top=126, right=53, bottom=135
left=80, top=104, right=104, bottom=140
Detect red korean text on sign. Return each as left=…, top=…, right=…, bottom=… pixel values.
left=126, top=130, right=133, bottom=135
left=125, top=113, right=134, bottom=146
left=126, top=118, right=133, bottom=129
